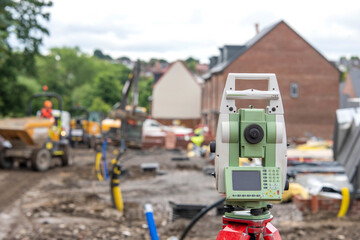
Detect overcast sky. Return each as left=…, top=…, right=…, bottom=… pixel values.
left=42, top=0, right=360, bottom=63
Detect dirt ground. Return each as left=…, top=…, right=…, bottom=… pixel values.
left=0, top=147, right=360, bottom=240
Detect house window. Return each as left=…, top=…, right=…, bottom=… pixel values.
left=290, top=83, right=299, bottom=98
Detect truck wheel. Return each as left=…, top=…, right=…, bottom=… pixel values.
left=61, top=145, right=70, bottom=166
left=32, top=149, right=51, bottom=171
left=0, top=150, right=13, bottom=169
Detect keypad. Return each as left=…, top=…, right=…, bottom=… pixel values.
left=262, top=168, right=281, bottom=198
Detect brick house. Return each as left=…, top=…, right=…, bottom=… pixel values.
left=202, top=20, right=340, bottom=139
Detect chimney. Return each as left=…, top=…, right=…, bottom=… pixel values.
left=209, top=56, right=219, bottom=69
left=255, top=23, right=259, bottom=34
left=219, top=47, right=224, bottom=63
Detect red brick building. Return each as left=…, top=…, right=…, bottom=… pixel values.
left=202, top=20, right=340, bottom=139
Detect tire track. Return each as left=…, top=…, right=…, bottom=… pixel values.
left=0, top=169, right=44, bottom=212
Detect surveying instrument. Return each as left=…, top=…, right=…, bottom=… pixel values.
left=211, top=73, right=288, bottom=240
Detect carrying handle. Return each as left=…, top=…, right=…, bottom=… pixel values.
left=226, top=89, right=279, bottom=100
left=220, top=73, right=284, bottom=114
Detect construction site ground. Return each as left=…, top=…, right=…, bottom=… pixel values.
left=0, top=148, right=359, bottom=240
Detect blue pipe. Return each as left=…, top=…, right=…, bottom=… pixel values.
left=102, top=139, right=109, bottom=181
left=120, top=138, right=126, bottom=151
left=145, top=204, right=159, bottom=240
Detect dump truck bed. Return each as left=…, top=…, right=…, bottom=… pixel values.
left=0, top=117, right=53, bottom=147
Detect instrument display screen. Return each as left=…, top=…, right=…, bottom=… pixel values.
left=232, top=170, right=261, bottom=191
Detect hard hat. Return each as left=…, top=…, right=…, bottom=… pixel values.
left=44, top=100, right=52, bottom=108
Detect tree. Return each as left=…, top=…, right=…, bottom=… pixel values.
left=34, top=47, right=131, bottom=111
left=71, top=84, right=93, bottom=108
left=149, top=58, right=169, bottom=67
left=93, top=49, right=112, bottom=60
left=89, top=97, right=111, bottom=113
left=93, top=72, right=123, bottom=107
left=138, top=76, right=153, bottom=110
left=117, top=56, right=131, bottom=62
left=185, top=57, right=199, bottom=73
left=350, top=56, right=359, bottom=61
left=37, top=47, right=99, bottom=91
left=0, top=0, right=52, bottom=116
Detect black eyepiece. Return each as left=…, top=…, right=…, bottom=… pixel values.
left=244, top=124, right=264, bottom=144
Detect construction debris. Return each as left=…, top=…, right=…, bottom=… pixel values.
left=334, top=107, right=360, bottom=185
left=2, top=147, right=360, bottom=239
left=140, top=162, right=160, bottom=172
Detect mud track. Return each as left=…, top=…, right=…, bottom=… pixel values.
left=0, top=148, right=92, bottom=212
left=0, top=169, right=44, bottom=212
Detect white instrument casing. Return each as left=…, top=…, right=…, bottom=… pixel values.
left=215, top=73, right=287, bottom=193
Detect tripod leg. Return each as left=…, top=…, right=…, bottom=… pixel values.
left=263, top=222, right=281, bottom=240
left=216, top=223, right=250, bottom=240
left=249, top=233, right=259, bottom=240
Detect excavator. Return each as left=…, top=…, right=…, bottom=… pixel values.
left=102, top=60, right=147, bottom=148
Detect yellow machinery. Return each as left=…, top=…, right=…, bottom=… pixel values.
left=0, top=92, right=70, bottom=171
left=69, top=106, right=102, bottom=149
left=101, top=118, right=121, bottom=133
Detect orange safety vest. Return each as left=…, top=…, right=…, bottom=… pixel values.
left=41, top=108, right=53, bottom=119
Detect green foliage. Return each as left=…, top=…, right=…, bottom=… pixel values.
left=0, top=0, right=52, bottom=75
left=36, top=47, right=97, bottom=90
left=17, top=75, right=42, bottom=93
left=34, top=47, right=131, bottom=113
left=138, top=76, right=153, bottom=110
left=117, top=56, right=130, bottom=61
left=72, top=84, right=93, bottom=108
left=149, top=58, right=169, bottom=67
left=185, top=57, right=199, bottom=72
left=0, top=0, right=52, bottom=116
left=93, top=49, right=112, bottom=60
left=340, top=71, right=347, bottom=83
left=0, top=45, right=154, bottom=117
left=92, top=72, right=123, bottom=106
left=0, top=0, right=156, bottom=117
left=89, top=97, right=111, bottom=113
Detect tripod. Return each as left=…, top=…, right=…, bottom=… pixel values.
left=216, top=215, right=281, bottom=240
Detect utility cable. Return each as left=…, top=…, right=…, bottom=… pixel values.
left=179, top=197, right=225, bottom=240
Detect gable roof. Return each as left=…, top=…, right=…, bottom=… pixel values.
left=204, top=20, right=338, bottom=80
left=339, top=68, right=360, bottom=108
left=349, top=68, right=360, bottom=97
left=203, top=21, right=280, bottom=79
left=153, top=60, right=201, bottom=88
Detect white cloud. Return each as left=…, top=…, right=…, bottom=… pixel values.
left=42, top=0, right=360, bottom=62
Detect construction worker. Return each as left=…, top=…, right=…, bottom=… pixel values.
left=41, top=100, right=53, bottom=119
